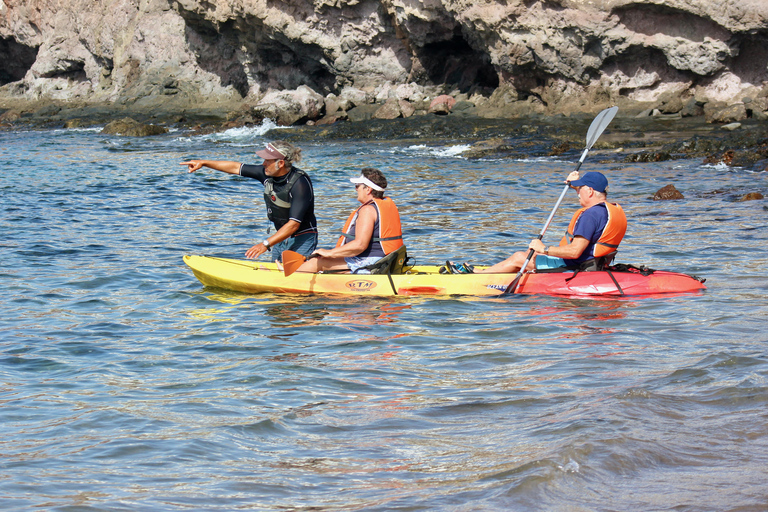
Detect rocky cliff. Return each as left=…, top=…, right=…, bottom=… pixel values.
left=1, top=0, right=767, bottom=123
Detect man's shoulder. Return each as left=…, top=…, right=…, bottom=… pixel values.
left=240, top=163, right=266, bottom=180
left=288, top=168, right=314, bottom=190
left=585, top=202, right=609, bottom=217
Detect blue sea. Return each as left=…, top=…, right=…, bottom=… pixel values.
left=1, top=120, right=767, bottom=511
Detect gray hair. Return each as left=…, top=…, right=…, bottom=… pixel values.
left=270, top=140, right=302, bottom=165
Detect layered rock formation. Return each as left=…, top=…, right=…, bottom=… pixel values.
left=1, top=0, right=767, bottom=123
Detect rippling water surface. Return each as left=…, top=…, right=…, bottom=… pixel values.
left=2, top=122, right=767, bottom=511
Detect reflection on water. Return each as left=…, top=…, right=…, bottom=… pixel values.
left=1, top=127, right=766, bottom=511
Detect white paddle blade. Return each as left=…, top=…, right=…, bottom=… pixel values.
left=585, top=106, right=618, bottom=150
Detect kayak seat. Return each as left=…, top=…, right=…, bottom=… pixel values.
left=535, top=251, right=618, bottom=274
left=577, top=251, right=617, bottom=272
left=358, top=245, right=410, bottom=275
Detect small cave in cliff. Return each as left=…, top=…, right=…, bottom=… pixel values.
left=602, top=46, right=691, bottom=96
left=182, top=17, right=335, bottom=97
left=252, top=40, right=336, bottom=94
left=417, top=35, right=498, bottom=93
left=730, top=34, right=768, bottom=84
left=0, top=38, right=38, bottom=85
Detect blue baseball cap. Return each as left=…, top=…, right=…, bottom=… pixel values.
left=570, top=171, right=608, bottom=193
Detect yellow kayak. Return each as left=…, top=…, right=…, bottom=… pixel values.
left=183, top=255, right=706, bottom=297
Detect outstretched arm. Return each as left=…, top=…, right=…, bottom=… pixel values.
left=180, top=160, right=241, bottom=175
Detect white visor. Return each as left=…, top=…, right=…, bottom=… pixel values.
left=350, top=175, right=385, bottom=192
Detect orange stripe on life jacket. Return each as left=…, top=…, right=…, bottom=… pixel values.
left=336, top=197, right=404, bottom=255
left=560, top=202, right=627, bottom=257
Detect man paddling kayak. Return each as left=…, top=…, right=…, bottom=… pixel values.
left=181, top=141, right=318, bottom=262
left=479, top=171, right=627, bottom=273
left=297, top=168, right=404, bottom=274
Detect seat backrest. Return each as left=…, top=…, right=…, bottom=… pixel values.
left=363, top=246, right=409, bottom=275
left=578, top=251, right=617, bottom=271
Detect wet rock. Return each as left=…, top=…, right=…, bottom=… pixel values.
left=721, top=122, right=742, bottom=131
left=101, top=118, right=168, bottom=136
left=653, top=184, right=685, bottom=201
left=624, top=151, right=672, bottom=162
left=463, top=137, right=530, bottom=160
left=315, top=111, right=348, bottom=126
left=750, top=159, right=768, bottom=172
left=0, top=109, right=22, bottom=123
left=738, top=192, right=764, bottom=201
left=704, top=149, right=735, bottom=165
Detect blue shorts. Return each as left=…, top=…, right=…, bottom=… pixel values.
left=271, top=232, right=318, bottom=262
left=345, top=255, right=383, bottom=274
left=535, top=254, right=567, bottom=270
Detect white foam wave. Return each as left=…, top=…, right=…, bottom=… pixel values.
left=403, top=144, right=472, bottom=158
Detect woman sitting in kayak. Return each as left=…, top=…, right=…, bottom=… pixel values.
left=298, top=168, right=404, bottom=274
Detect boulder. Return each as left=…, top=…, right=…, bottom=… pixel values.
left=738, top=192, right=764, bottom=201
left=706, top=103, right=748, bottom=124
left=372, top=98, right=416, bottom=120
left=101, top=118, right=168, bottom=136
left=338, top=86, right=371, bottom=109
left=429, top=95, right=456, bottom=115
left=315, top=111, right=349, bottom=125
left=252, top=86, right=325, bottom=126
left=680, top=98, right=705, bottom=117
left=0, top=110, right=22, bottom=123
left=653, top=184, right=685, bottom=201
left=372, top=98, right=403, bottom=120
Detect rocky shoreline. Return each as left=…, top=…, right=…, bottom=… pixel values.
left=2, top=0, right=766, bottom=181
left=2, top=91, right=767, bottom=178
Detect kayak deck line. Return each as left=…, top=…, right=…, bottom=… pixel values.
left=183, top=255, right=707, bottom=298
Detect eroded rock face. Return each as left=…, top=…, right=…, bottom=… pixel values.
left=0, top=0, right=767, bottom=120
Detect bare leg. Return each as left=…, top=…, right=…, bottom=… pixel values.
left=297, top=256, right=350, bottom=273
left=476, top=250, right=537, bottom=274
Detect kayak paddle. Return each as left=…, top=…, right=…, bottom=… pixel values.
left=503, top=106, right=619, bottom=295
left=282, top=250, right=309, bottom=277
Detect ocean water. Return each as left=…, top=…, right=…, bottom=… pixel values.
left=1, top=121, right=767, bottom=511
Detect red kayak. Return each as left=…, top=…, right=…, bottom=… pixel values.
left=507, top=265, right=707, bottom=297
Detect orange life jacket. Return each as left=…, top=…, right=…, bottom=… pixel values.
left=560, top=202, right=627, bottom=258
left=336, top=197, right=404, bottom=257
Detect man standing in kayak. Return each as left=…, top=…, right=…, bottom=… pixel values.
left=479, top=171, right=626, bottom=273
left=297, top=168, right=404, bottom=274
left=181, top=141, right=318, bottom=262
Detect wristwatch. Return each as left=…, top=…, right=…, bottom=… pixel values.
left=544, top=246, right=550, bottom=255
left=263, top=239, right=271, bottom=250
